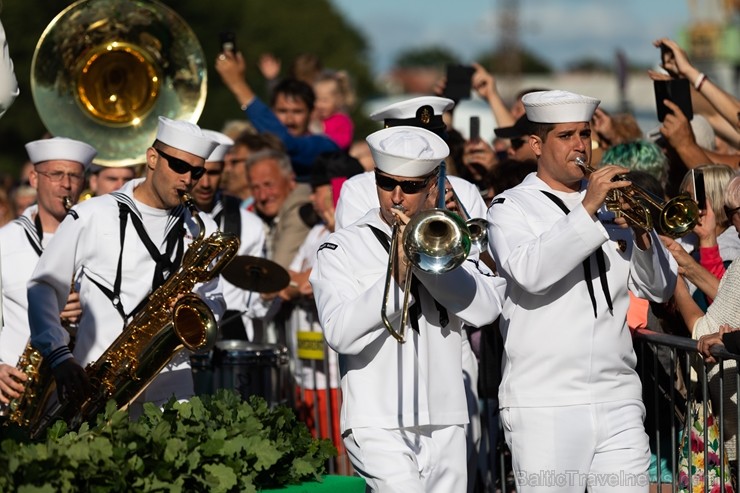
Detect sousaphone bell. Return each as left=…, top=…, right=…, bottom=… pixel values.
left=31, top=0, right=207, bottom=167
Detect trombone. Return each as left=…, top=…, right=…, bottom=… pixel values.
left=575, top=157, right=699, bottom=238
left=445, top=183, right=488, bottom=252
left=381, top=163, right=472, bottom=343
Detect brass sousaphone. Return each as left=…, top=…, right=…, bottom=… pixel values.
left=31, top=0, right=207, bottom=166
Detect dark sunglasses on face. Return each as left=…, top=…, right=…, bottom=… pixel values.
left=374, top=170, right=435, bottom=194
left=510, top=138, right=526, bottom=150
left=724, top=205, right=740, bottom=219
left=154, top=148, right=206, bottom=180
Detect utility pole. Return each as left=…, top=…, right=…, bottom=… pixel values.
left=497, top=0, right=521, bottom=76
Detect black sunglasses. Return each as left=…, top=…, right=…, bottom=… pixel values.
left=154, top=148, right=206, bottom=180
left=375, top=170, right=435, bottom=194
left=510, top=138, right=526, bottom=150
left=724, top=205, right=740, bottom=219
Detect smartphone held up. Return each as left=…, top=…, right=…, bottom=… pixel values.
left=220, top=31, right=237, bottom=54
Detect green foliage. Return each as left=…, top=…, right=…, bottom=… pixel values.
left=394, top=46, right=461, bottom=69
left=475, top=47, right=553, bottom=74
left=0, top=390, right=336, bottom=492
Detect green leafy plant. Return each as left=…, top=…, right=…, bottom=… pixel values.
left=0, top=390, right=336, bottom=492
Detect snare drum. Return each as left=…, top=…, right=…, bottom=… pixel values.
left=212, top=340, right=290, bottom=407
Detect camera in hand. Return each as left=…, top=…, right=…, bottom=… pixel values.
left=690, top=169, right=706, bottom=210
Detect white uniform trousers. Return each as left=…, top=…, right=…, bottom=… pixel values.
left=343, top=424, right=467, bottom=493
left=501, top=399, right=650, bottom=493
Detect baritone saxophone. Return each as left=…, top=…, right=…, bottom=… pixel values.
left=29, top=192, right=239, bottom=438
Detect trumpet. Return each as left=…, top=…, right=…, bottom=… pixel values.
left=381, top=164, right=471, bottom=343
left=575, top=157, right=699, bottom=238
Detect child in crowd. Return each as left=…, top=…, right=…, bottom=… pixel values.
left=311, top=71, right=354, bottom=151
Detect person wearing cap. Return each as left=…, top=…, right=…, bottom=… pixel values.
left=335, top=96, right=487, bottom=231
left=27, top=117, right=226, bottom=412
left=0, top=137, right=96, bottom=403
left=191, top=129, right=266, bottom=341
left=311, top=126, right=505, bottom=492
left=215, top=51, right=338, bottom=182
left=285, top=151, right=364, bottom=452
left=87, top=162, right=138, bottom=197
left=334, top=95, right=491, bottom=492
left=487, top=90, right=677, bottom=491
left=494, top=114, right=538, bottom=162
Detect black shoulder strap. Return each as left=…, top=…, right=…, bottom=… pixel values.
left=540, top=190, right=612, bottom=317
left=220, top=195, right=242, bottom=238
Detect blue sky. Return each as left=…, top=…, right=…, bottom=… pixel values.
left=330, top=0, right=699, bottom=74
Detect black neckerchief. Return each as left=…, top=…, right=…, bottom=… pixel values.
left=368, top=224, right=449, bottom=333
left=15, top=212, right=43, bottom=257
left=541, top=191, right=613, bottom=318
left=87, top=192, right=186, bottom=322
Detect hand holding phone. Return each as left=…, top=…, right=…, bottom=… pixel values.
left=654, top=79, right=693, bottom=122
left=469, top=116, right=480, bottom=141
left=443, top=64, right=475, bottom=102
left=220, top=31, right=237, bottom=54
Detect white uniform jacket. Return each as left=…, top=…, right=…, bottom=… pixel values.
left=28, top=178, right=226, bottom=404
left=205, top=196, right=266, bottom=332
left=335, top=170, right=487, bottom=230
left=487, top=173, right=677, bottom=408
left=310, top=209, right=506, bottom=432
left=0, top=205, right=45, bottom=364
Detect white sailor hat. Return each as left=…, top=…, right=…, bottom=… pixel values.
left=155, top=116, right=218, bottom=159
left=366, top=126, right=448, bottom=178
left=370, top=96, right=454, bottom=137
left=202, top=129, right=235, bottom=162
left=25, top=137, right=97, bottom=170
left=522, top=90, right=600, bottom=124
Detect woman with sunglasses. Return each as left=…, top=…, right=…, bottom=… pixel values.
left=310, top=126, right=505, bottom=493
left=26, top=116, right=226, bottom=417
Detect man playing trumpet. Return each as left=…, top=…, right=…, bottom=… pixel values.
left=310, top=126, right=505, bottom=492
left=487, top=90, right=678, bottom=493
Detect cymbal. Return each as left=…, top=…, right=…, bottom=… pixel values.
left=221, top=255, right=290, bottom=293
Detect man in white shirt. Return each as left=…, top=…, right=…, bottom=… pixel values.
left=193, top=129, right=265, bottom=341
left=311, top=125, right=505, bottom=492
left=487, top=90, right=677, bottom=492
left=0, top=137, right=96, bottom=403
left=28, top=117, right=226, bottom=414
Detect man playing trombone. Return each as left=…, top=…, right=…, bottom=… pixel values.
left=487, top=90, right=678, bottom=493
left=310, top=125, right=505, bottom=493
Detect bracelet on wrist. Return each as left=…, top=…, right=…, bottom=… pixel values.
left=693, top=72, right=707, bottom=91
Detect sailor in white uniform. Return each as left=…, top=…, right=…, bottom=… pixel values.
left=28, top=117, right=226, bottom=410
left=335, top=96, right=486, bottom=230
left=487, top=90, right=678, bottom=493
left=334, top=95, right=489, bottom=491
left=194, top=129, right=266, bottom=341
left=311, top=126, right=505, bottom=493
left=0, top=137, right=96, bottom=403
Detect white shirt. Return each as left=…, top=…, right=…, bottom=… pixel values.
left=204, top=196, right=266, bottom=339
left=28, top=178, right=226, bottom=404
left=335, top=170, right=487, bottom=230
left=487, top=172, right=678, bottom=408
left=310, top=209, right=505, bottom=431
left=0, top=206, right=50, bottom=364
